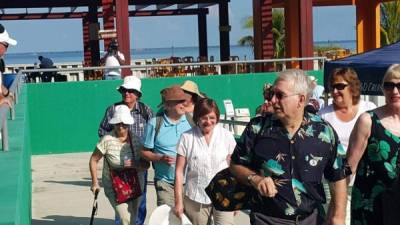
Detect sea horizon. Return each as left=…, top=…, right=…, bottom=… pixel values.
left=4, top=40, right=356, bottom=65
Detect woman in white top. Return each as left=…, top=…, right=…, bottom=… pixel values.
left=89, top=105, right=147, bottom=225
left=318, top=67, right=376, bottom=225
left=174, top=98, right=236, bottom=225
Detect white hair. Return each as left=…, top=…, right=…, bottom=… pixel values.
left=274, top=69, right=313, bottom=100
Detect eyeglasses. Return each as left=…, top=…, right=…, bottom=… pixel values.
left=271, top=91, right=299, bottom=100
left=330, top=83, right=348, bottom=91
left=383, top=82, right=400, bottom=91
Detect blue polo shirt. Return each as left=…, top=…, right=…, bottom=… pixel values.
left=142, top=113, right=192, bottom=183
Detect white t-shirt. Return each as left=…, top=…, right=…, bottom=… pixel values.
left=104, top=51, right=125, bottom=76
left=177, top=124, right=236, bottom=204
left=318, top=100, right=376, bottom=150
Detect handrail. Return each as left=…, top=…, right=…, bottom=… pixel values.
left=0, top=72, right=23, bottom=151
left=20, top=57, right=327, bottom=73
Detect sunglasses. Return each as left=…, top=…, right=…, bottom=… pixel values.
left=0, top=42, right=8, bottom=48
left=115, top=123, right=129, bottom=128
left=330, top=83, right=348, bottom=91
left=383, top=82, right=400, bottom=91
left=271, top=91, right=299, bottom=100
left=119, top=88, right=137, bottom=94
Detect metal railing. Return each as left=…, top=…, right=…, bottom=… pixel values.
left=20, top=56, right=327, bottom=80
left=0, top=72, right=24, bottom=151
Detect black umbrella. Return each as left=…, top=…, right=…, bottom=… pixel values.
left=90, top=189, right=100, bottom=225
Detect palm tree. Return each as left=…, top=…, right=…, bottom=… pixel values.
left=238, top=16, right=254, bottom=49
left=238, top=9, right=285, bottom=58
left=380, top=1, right=400, bottom=46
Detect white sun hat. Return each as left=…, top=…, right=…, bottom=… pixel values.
left=117, top=76, right=142, bottom=96
left=148, top=204, right=192, bottom=225
left=109, top=105, right=134, bottom=125
left=309, top=76, right=318, bottom=82
left=0, top=24, right=17, bottom=46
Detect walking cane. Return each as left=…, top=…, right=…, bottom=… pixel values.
left=90, top=189, right=100, bottom=225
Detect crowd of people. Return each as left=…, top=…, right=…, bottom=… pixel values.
left=88, top=65, right=400, bottom=225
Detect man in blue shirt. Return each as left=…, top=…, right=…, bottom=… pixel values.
left=141, top=85, right=192, bottom=207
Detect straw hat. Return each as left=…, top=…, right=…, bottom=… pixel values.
left=148, top=204, right=192, bottom=225
left=109, top=105, right=134, bottom=125
left=117, top=76, right=142, bottom=96
left=181, top=80, right=204, bottom=98
left=0, top=24, right=17, bottom=46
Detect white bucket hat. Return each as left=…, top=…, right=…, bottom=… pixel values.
left=309, top=76, right=318, bottom=82
left=0, top=24, right=17, bottom=46
left=117, top=76, right=142, bottom=96
left=148, top=204, right=192, bottom=225
left=109, top=105, right=134, bottom=125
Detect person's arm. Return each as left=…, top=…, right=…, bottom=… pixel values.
left=98, top=106, right=114, bottom=137
left=230, top=162, right=277, bottom=198
left=117, top=51, right=126, bottom=65
left=174, top=155, right=186, bottom=218
left=140, top=147, right=175, bottom=165
left=89, top=149, right=103, bottom=194
left=325, top=179, right=347, bottom=225
left=346, top=113, right=372, bottom=177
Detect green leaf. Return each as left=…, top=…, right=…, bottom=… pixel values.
left=351, top=187, right=363, bottom=209
left=379, top=140, right=391, bottom=160
left=263, top=159, right=285, bottom=176
left=384, top=162, right=397, bottom=179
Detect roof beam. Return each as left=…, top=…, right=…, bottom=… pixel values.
left=0, top=8, right=209, bottom=20
left=156, top=4, right=173, bottom=10
left=70, top=7, right=77, bottom=13
left=135, top=5, right=150, bottom=10
left=177, top=4, right=193, bottom=9
left=198, top=3, right=216, bottom=8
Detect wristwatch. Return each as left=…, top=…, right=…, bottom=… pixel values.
left=247, top=173, right=257, bottom=185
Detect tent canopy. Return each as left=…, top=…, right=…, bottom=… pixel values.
left=324, top=41, right=400, bottom=95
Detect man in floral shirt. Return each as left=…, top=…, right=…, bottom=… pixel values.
left=230, top=69, right=350, bottom=225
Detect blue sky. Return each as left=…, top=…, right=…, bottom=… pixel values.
left=1, top=2, right=356, bottom=53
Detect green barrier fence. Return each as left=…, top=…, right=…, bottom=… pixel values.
left=0, top=85, right=31, bottom=225
left=28, top=71, right=323, bottom=155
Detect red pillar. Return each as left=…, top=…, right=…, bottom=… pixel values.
left=253, top=0, right=274, bottom=72
left=102, top=0, right=115, bottom=51
left=82, top=16, right=91, bottom=67
left=115, top=0, right=131, bottom=76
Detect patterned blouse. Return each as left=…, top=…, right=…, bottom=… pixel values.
left=231, top=112, right=350, bottom=218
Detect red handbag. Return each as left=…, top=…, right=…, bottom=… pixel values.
left=106, top=132, right=142, bottom=204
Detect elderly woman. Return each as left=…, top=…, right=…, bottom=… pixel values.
left=174, top=98, right=236, bottom=225
left=256, top=83, right=274, bottom=115
left=89, top=105, right=146, bottom=225
left=347, top=64, right=400, bottom=225
left=318, top=67, right=376, bottom=224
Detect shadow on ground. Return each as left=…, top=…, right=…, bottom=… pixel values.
left=32, top=215, right=113, bottom=225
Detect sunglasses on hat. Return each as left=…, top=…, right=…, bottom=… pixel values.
left=382, top=82, right=400, bottom=91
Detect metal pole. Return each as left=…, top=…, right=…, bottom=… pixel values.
left=2, top=119, right=8, bottom=151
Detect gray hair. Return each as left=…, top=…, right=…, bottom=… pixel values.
left=274, top=69, right=313, bottom=100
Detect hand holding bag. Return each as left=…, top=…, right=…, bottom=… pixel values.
left=106, top=132, right=142, bottom=204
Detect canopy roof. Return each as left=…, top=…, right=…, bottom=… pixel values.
left=324, top=41, right=400, bottom=95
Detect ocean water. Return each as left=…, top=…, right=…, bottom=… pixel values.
left=4, top=41, right=356, bottom=65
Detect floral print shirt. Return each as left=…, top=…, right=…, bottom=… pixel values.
left=231, top=112, right=350, bottom=217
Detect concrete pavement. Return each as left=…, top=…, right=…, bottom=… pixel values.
left=32, top=152, right=251, bottom=225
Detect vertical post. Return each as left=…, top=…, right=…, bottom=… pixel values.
left=102, top=0, right=115, bottom=50
left=2, top=119, right=8, bottom=151
left=356, top=0, right=380, bottom=53
left=218, top=1, right=231, bottom=73
left=253, top=0, right=274, bottom=72
left=198, top=12, right=208, bottom=60
left=115, top=0, right=131, bottom=77
left=299, top=0, right=313, bottom=70
left=88, top=4, right=101, bottom=66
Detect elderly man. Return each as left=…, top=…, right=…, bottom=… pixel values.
left=98, top=75, right=153, bottom=225
left=141, top=85, right=192, bottom=207
left=230, top=69, right=349, bottom=225
left=0, top=23, right=16, bottom=106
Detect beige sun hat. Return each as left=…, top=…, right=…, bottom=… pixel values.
left=109, top=105, right=134, bottom=125
left=148, top=204, right=192, bottom=225
left=181, top=80, right=204, bottom=98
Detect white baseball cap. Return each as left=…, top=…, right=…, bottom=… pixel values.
left=148, top=204, right=192, bottom=225
left=109, top=105, right=134, bottom=125
left=117, top=76, right=142, bottom=96
left=0, top=24, right=17, bottom=46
